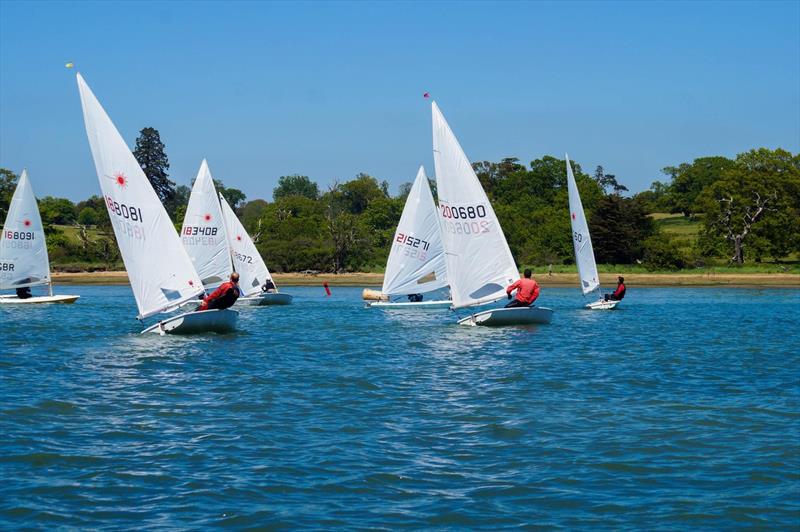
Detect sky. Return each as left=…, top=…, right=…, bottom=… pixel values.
left=1, top=0, right=798, bottom=202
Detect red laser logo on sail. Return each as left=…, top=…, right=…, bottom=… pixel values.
left=23, top=219, right=32, bottom=227
left=204, top=213, right=212, bottom=222
left=236, top=235, right=242, bottom=242
left=571, top=212, right=576, bottom=220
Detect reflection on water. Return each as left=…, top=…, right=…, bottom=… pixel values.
left=1, top=285, right=799, bottom=528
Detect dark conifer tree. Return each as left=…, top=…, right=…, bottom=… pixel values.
left=133, top=127, right=175, bottom=206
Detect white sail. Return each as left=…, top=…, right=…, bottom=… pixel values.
left=0, top=170, right=51, bottom=289
left=219, top=194, right=272, bottom=296
left=181, top=159, right=233, bottom=289
left=566, top=154, right=600, bottom=294
left=381, top=166, right=448, bottom=296
left=431, top=101, right=519, bottom=309
left=77, top=73, right=203, bottom=319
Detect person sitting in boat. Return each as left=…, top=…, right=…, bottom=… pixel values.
left=604, top=276, right=626, bottom=302
left=197, top=272, right=240, bottom=311
left=15, top=286, right=32, bottom=300
left=261, top=279, right=276, bottom=293
left=505, top=269, right=540, bottom=308
left=407, top=293, right=423, bottom=302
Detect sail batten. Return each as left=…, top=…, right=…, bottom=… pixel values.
left=381, top=166, right=447, bottom=296
left=431, top=101, right=518, bottom=310
left=181, top=160, right=233, bottom=290
left=0, top=170, right=51, bottom=290
left=566, top=154, right=600, bottom=295
left=77, top=73, right=203, bottom=317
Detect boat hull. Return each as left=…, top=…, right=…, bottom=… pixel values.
left=585, top=299, right=619, bottom=310
left=141, top=309, right=238, bottom=335
left=238, top=293, right=294, bottom=306
left=367, top=299, right=451, bottom=310
left=458, top=306, right=553, bottom=326
left=0, top=294, right=80, bottom=305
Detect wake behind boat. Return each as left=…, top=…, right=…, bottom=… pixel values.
left=365, top=165, right=450, bottom=309
left=0, top=170, right=79, bottom=305
left=76, top=73, right=236, bottom=334
left=431, top=101, right=553, bottom=326
left=566, top=155, right=618, bottom=310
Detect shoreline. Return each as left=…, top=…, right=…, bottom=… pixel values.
left=50, top=271, right=800, bottom=288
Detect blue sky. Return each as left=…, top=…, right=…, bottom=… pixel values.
left=1, top=0, right=798, bottom=202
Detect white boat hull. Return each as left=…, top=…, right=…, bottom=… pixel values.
left=367, top=299, right=451, bottom=310
left=0, top=294, right=80, bottom=305
left=458, top=306, right=553, bottom=326
left=238, top=292, right=294, bottom=306
left=585, top=299, right=620, bottom=310
left=141, top=309, right=238, bottom=335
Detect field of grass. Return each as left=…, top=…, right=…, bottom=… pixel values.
left=650, top=213, right=701, bottom=252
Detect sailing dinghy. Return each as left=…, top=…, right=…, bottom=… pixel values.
left=366, top=166, right=450, bottom=309
left=0, top=170, right=79, bottom=304
left=431, top=101, right=553, bottom=326
left=77, top=73, right=237, bottom=334
left=219, top=194, right=292, bottom=305
left=566, top=155, right=617, bottom=310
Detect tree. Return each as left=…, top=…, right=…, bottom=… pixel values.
left=696, top=148, right=800, bottom=264
left=38, top=196, right=76, bottom=225
left=661, top=156, right=735, bottom=215
left=133, top=127, right=174, bottom=205
left=77, top=207, right=99, bottom=226
left=0, top=168, right=18, bottom=224
left=338, top=173, right=387, bottom=214
left=594, top=166, right=628, bottom=195
left=590, top=195, right=656, bottom=263
left=215, top=180, right=246, bottom=212
left=273, top=174, right=320, bottom=201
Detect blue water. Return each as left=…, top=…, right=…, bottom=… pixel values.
left=1, top=285, right=798, bottom=529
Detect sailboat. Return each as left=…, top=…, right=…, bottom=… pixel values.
left=566, top=154, right=617, bottom=310
left=431, top=101, right=553, bottom=326
left=181, top=159, right=234, bottom=290
left=219, top=194, right=292, bottom=305
left=366, top=165, right=450, bottom=309
left=76, top=72, right=237, bottom=334
left=0, top=170, right=79, bottom=304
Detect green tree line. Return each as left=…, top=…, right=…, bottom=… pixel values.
left=1, top=127, right=797, bottom=272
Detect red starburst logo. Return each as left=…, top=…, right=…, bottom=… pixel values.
left=204, top=213, right=212, bottom=222
left=188, top=280, right=194, bottom=286
left=23, top=219, right=32, bottom=227
left=236, top=235, right=242, bottom=241
left=107, top=173, right=128, bottom=188
left=571, top=212, right=576, bottom=220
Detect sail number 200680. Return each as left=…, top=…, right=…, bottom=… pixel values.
left=440, top=204, right=490, bottom=235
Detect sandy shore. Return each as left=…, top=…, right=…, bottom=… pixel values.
left=50, top=271, right=800, bottom=287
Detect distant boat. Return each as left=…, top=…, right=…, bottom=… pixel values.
left=76, top=73, right=237, bottom=334
left=431, top=101, right=553, bottom=326
left=181, top=159, right=234, bottom=291
left=366, top=165, right=450, bottom=309
left=219, top=193, right=293, bottom=306
left=565, top=154, right=618, bottom=310
left=0, top=170, right=79, bottom=305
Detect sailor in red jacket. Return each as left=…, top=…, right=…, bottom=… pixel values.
left=197, top=272, right=241, bottom=311
left=604, top=276, right=626, bottom=302
left=505, top=268, right=540, bottom=308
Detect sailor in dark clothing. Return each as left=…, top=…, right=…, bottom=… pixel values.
left=197, top=272, right=240, bottom=311
left=604, top=276, right=626, bottom=301
left=16, top=286, right=32, bottom=300
left=261, top=279, right=276, bottom=293
left=407, top=293, right=423, bottom=302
